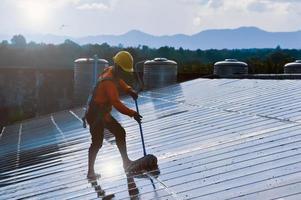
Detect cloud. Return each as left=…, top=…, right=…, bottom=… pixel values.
left=75, top=0, right=119, bottom=11
left=11, top=0, right=119, bottom=10
left=177, top=0, right=210, bottom=5
left=76, top=2, right=109, bottom=10
left=177, top=0, right=223, bottom=8
left=1, top=0, right=301, bottom=36
left=208, top=0, right=224, bottom=8
left=193, top=16, right=202, bottom=26
left=13, top=0, right=80, bottom=8
left=267, top=0, right=301, bottom=3
left=190, top=0, right=301, bottom=34
left=247, top=1, right=268, bottom=12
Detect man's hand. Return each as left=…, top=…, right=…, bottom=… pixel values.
left=129, top=89, right=138, bottom=100
left=133, top=112, right=142, bottom=123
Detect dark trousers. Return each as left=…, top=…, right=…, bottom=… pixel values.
left=88, top=116, right=126, bottom=151
left=86, top=104, right=129, bottom=172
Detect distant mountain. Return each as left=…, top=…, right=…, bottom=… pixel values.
left=189, top=27, right=301, bottom=49
left=1, top=27, right=301, bottom=50
left=26, top=34, right=74, bottom=44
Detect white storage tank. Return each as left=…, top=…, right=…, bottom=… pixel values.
left=284, top=60, right=301, bottom=74
left=143, top=58, right=177, bottom=89
left=214, top=59, right=248, bottom=77
left=74, top=56, right=109, bottom=106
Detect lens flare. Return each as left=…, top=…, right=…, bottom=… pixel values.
left=20, top=0, right=49, bottom=25
left=96, top=159, right=122, bottom=176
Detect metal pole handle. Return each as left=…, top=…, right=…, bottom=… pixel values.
left=134, top=99, right=147, bottom=156
left=135, top=99, right=157, bottom=190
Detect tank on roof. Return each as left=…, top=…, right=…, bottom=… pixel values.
left=284, top=60, right=301, bottom=74
left=143, top=58, right=177, bottom=89
left=214, top=59, right=248, bottom=77
left=74, top=57, right=109, bottom=106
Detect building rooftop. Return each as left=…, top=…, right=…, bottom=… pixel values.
left=1, top=78, right=301, bottom=199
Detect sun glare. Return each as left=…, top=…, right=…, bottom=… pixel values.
left=21, top=1, right=49, bottom=24
left=96, top=159, right=122, bottom=176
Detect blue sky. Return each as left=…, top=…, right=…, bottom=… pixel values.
left=0, top=0, right=301, bottom=36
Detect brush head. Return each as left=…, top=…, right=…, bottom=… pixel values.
left=126, top=154, right=158, bottom=174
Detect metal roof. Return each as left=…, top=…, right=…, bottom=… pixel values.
left=285, top=60, right=301, bottom=68
left=144, top=58, right=177, bottom=66
left=1, top=78, right=301, bottom=199
left=74, top=58, right=109, bottom=64
left=214, top=59, right=248, bottom=67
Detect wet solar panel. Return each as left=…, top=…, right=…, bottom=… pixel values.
left=1, top=78, right=301, bottom=200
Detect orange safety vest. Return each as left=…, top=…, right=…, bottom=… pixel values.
left=92, top=67, right=136, bottom=121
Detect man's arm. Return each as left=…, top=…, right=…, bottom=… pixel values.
left=103, top=81, right=136, bottom=117
left=119, top=79, right=132, bottom=93
left=119, top=79, right=138, bottom=100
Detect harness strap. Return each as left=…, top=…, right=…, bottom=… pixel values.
left=82, top=70, right=118, bottom=128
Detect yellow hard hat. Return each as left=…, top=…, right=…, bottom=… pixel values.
left=113, top=51, right=134, bottom=72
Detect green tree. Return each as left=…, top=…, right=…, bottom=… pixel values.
left=11, top=35, right=27, bottom=48
left=1, top=40, right=9, bottom=46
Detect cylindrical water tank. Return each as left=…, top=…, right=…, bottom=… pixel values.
left=143, top=58, right=177, bottom=89
left=284, top=60, right=301, bottom=74
left=74, top=57, right=109, bottom=106
left=214, top=59, right=248, bottom=77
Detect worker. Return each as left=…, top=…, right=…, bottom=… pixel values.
left=85, top=51, right=142, bottom=180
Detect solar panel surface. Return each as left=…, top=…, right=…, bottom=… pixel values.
left=1, top=78, right=301, bottom=200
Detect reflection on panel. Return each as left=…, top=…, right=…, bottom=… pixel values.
left=1, top=78, right=301, bottom=200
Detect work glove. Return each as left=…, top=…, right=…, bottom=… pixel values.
left=129, top=89, right=138, bottom=100
left=133, top=112, right=143, bottom=123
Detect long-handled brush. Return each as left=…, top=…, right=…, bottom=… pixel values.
left=126, top=99, right=158, bottom=174
left=134, top=99, right=147, bottom=156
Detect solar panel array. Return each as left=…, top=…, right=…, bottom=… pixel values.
left=1, top=78, right=301, bottom=200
